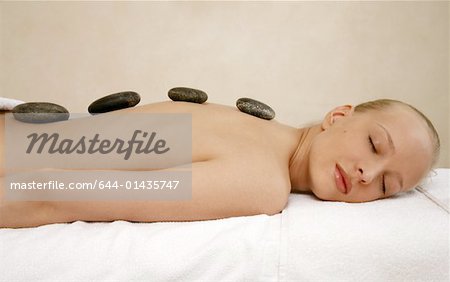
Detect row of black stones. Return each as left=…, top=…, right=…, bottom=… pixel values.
left=11, top=88, right=275, bottom=123
left=12, top=92, right=142, bottom=123
left=168, top=87, right=275, bottom=120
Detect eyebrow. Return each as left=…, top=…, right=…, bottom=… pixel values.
left=376, top=123, right=395, bottom=153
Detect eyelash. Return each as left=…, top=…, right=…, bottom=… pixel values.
left=368, top=136, right=377, bottom=153
left=368, top=136, right=386, bottom=194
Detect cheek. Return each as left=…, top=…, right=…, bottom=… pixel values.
left=307, top=136, right=336, bottom=200
left=310, top=129, right=349, bottom=160
left=308, top=135, right=330, bottom=171
left=307, top=129, right=364, bottom=201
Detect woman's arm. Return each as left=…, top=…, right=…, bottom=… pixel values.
left=1, top=159, right=286, bottom=228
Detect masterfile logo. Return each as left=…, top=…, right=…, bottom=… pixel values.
left=4, top=112, right=192, bottom=201
left=25, top=129, right=170, bottom=160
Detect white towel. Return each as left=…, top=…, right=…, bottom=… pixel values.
left=0, top=214, right=282, bottom=281
left=280, top=169, right=450, bottom=282
left=0, top=97, right=25, bottom=111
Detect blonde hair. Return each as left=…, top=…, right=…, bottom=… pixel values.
left=354, top=99, right=440, bottom=167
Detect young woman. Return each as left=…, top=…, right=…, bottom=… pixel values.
left=0, top=98, right=440, bottom=228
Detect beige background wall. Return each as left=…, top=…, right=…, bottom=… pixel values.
left=1, top=1, right=448, bottom=167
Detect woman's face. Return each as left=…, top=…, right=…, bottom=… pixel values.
left=308, top=104, right=434, bottom=203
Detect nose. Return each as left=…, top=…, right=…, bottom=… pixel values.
left=357, top=166, right=381, bottom=185
left=358, top=168, right=369, bottom=184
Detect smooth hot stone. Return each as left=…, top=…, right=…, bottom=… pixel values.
left=12, top=102, right=70, bottom=123
left=88, top=91, right=140, bottom=114
left=168, top=87, right=208, bottom=104
left=236, top=98, right=275, bottom=120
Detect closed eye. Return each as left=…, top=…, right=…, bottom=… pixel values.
left=368, top=136, right=377, bottom=153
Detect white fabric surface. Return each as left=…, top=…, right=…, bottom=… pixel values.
left=417, top=168, right=449, bottom=212
left=0, top=169, right=449, bottom=281
left=0, top=97, right=25, bottom=111
left=0, top=214, right=282, bottom=281
left=280, top=169, right=449, bottom=282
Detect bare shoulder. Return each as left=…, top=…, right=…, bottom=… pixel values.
left=191, top=157, right=290, bottom=216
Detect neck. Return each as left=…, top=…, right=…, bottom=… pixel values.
left=288, top=124, right=322, bottom=193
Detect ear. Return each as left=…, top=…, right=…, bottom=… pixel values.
left=321, top=105, right=354, bottom=130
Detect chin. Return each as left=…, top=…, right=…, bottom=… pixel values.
left=310, top=172, right=338, bottom=201
left=309, top=162, right=340, bottom=201
left=310, top=185, right=337, bottom=201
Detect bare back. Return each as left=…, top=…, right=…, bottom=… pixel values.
left=127, top=101, right=297, bottom=169
left=0, top=101, right=300, bottom=227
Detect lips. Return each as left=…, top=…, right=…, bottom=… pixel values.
left=335, top=164, right=352, bottom=194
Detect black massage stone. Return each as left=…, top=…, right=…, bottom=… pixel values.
left=88, top=91, right=141, bottom=114
left=168, top=87, right=208, bottom=104
left=12, top=102, right=70, bottom=123
left=236, top=98, right=275, bottom=120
